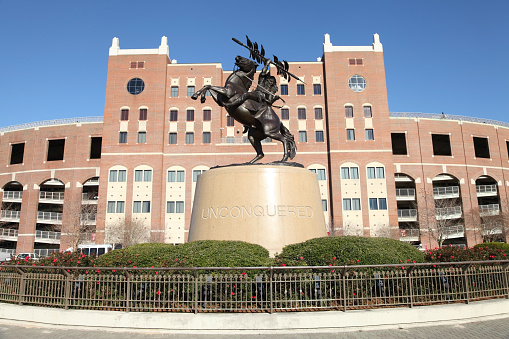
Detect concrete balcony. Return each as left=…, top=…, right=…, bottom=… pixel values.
left=436, top=206, right=462, bottom=220
left=433, top=186, right=460, bottom=199
left=396, top=188, right=415, bottom=201
left=35, top=230, right=61, bottom=244
left=37, top=211, right=63, bottom=224
left=399, top=228, right=419, bottom=242
left=479, top=204, right=500, bottom=216
left=39, top=191, right=64, bottom=204
left=2, top=191, right=22, bottom=202
left=476, top=184, right=498, bottom=197
left=443, top=225, right=465, bottom=239
left=0, top=228, right=18, bottom=241
left=82, top=193, right=99, bottom=204
left=480, top=224, right=504, bottom=236
left=398, top=209, right=418, bottom=222
left=0, top=210, right=21, bottom=222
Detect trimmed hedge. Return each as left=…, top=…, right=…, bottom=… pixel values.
left=95, top=240, right=272, bottom=268
left=276, top=236, right=425, bottom=266
left=473, top=242, right=509, bottom=252
left=425, top=246, right=508, bottom=262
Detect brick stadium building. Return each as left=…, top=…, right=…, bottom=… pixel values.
left=1, top=34, right=508, bottom=256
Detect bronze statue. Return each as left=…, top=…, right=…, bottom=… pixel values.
left=192, top=37, right=299, bottom=164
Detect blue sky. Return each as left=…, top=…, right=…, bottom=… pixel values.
left=1, top=0, right=508, bottom=128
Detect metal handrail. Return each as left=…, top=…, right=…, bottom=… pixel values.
left=435, top=206, right=462, bottom=216
left=0, top=228, right=18, bottom=237
left=476, top=184, right=497, bottom=194
left=433, top=186, right=459, bottom=196
left=0, top=116, right=103, bottom=133
left=2, top=191, right=22, bottom=200
left=397, top=209, right=417, bottom=218
left=479, top=204, right=500, bottom=214
left=37, top=211, right=63, bottom=222
left=39, top=191, right=64, bottom=201
left=396, top=188, right=415, bottom=197
left=35, top=230, right=61, bottom=240
left=0, top=210, right=21, bottom=220
left=390, top=112, right=509, bottom=129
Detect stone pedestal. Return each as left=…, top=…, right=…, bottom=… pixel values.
left=188, top=165, right=327, bottom=255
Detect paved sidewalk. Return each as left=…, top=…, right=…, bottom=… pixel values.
left=1, top=315, right=509, bottom=338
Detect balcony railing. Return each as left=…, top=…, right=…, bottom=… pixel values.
left=39, top=191, right=64, bottom=202
left=0, top=248, right=15, bottom=255
left=2, top=191, right=22, bottom=200
left=476, top=184, right=498, bottom=196
left=396, top=188, right=415, bottom=200
left=435, top=206, right=462, bottom=220
left=399, top=228, right=419, bottom=241
left=397, top=209, right=418, bottom=221
left=480, top=224, right=504, bottom=235
left=34, top=248, right=59, bottom=257
left=443, top=225, right=465, bottom=238
left=0, top=228, right=18, bottom=238
left=0, top=210, right=21, bottom=221
left=82, top=193, right=99, bottom=202
left=37, top=211, right=63, bottom=224
left=433, top=186, right=460, bottom=199
left=35, top=230, right=61, bottom=242
left=81, top=214, right=97, bottom=224
left=479, top=204, right=500, bottom=216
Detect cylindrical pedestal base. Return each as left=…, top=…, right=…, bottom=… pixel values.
left=188, top=165, right=327, bottom=255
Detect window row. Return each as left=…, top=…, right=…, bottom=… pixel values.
left=109, top=169, right=152, bottom=182
left=280, top=107, right=323, bottom=120
left=391, top=133, right=500, bottom=159
left=119, top=132, right=147, bottom=144
left=167, top=201, right=184, bottom=213
left=346, top=129, right=374, bottom=140
left=343, top=198, right=388, bottom=211
left=169, top=109, right=212, bottom=122
left=345, top=106, right=372, bottom=118
left=9, top=137, right=102, bottom=165
left=170, top=86, right=202, bottom=98
left=298, top=131, right=324, bottom=143
left=340, top=166, right=385, bottom=179
left=280, top=84, right=321, bottom=96
left=309, top=168, right=326, bottom=180
left=168, top=132, right=211, bottom=144
left=120, top=108, right=148, bottom=121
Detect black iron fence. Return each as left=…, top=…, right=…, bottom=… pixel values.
left=1, top=261, right=508, bottom=313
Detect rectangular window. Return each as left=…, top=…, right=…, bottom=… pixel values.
left=281, top=108, right=289, bottom=120
left=133, top=201, right=141, bottom=213
left=365, top=129, right=374, bottom=140
left=299, top=131, right=307, bottom=142
left=116, top=201, right=125, bottom=213
left=341, top=167, right=350, bottom=179
left=170, top=110, right=178, bottom=122
left=297, top=84, right=305, bottom=95
left=107, top=201, right=116, bottom=213
left=176, top=201, right=184, bottom=213
left=391, top=133, right=408, bottom=155
left=137, top=131, right=146, bottom=143
left=135, top=170, right=143, bottom=182
left=169, top=133, right=177, bottom=144
left=345, top=106, right=353, bottom=118
left=367, top=167, right=385, bottom=179
left=378, top=198, right=387, bottom=210
left=119, top=132, right=127, bottom=144
left=369, top=198, right=378, bottom=210
left=118, top=170, right=126, bottom=182
left=186, top=109, right=195, bottom=122
left=109, top=170, right=117, bottom=182
left=432, top=134, right=452, bottom=156
left=142, top=201, right=151, bottom=213
left=130, top=61, right=137, bottom=68
left=186, top=132, right=194, bottom=144
left=343, top=198, right=352, bottom=211
left=351, top=167, right=359, bottom=179
left=473, top=136, right=490, bottom=158
left=506, top=141, right=509, bottom=159
left=47, top=139, right=65, bottom=161
left=144, top=170, right=152, bottom=182
left=187, top=86, right=195, bottom=97
left=10, top=143, right=25, bottom=165
left=90, top=137, right=102, bottom=159
left=203, top=109, right=211, bottom=121
left=139, top=109, right=147, bottom=120
left=316, top=169, right=326, bottom=180
left=193, top=170, right=203, bottom=182
left=280, top=84, right=288, bottom=95
left=171, top=86, right=179, bottom=97
left=168, top=171, right=176, bottom=182
left=347, top=129, right=355, bottom=140
left=316, top=131, right=324, bottom=142
left=313, top=84, right=321, bottom=95
left=167, top=201, right=175, bottom=213
left=120, top=109, right=129, bottom=121
left=298, top=108, right=306, bottom=119
left=367, top=167, right=376, bottom=179
left=363, top=106, right=372, bottom=118
left=203, top=132, right=211, bottom=144
left=176, top=170, right=184, bottom=182
left=314, top=108, right=323, bottom=119
left=227, top=116, right=235, bottom=126
left=352, top=198, right=361, bottom=210
left=322, top=199, right=327, bottom=211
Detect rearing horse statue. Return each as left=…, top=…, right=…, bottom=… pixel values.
left=191, top=55, right=296, bottom=164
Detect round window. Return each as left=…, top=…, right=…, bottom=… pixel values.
left=126, top=78, right=145, bottom=95
left=348, top=75, right=366, bottom=92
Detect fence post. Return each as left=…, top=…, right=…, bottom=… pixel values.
left=15, top=268, right=25, bottom=306
left=502, top=263, right=509, bottom=299
left=194, top=268, right=199, bottom=314
left=342, top=266, right=347, bottom=312
left=461, top=264, right=471, bottom=304
left=406, top=266, right=414, bottom=308
left=125, top=272, right=131, bottom=312
left=269, top=267, right=274, bottom=314
left=62, top=269, right=71, bottom=310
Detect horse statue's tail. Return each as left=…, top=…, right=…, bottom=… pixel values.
left=280, top=124, right=297, bottom=160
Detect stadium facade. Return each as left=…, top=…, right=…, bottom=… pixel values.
left=1, top=34, right=508, bottom=256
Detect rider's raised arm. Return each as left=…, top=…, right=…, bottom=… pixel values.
left=260, top=58, right=271, bottom=76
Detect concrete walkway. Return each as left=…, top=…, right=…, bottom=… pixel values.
left=0, top=298, right=508, bottom=335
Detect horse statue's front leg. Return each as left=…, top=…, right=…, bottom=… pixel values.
left=191, top=85, right=209, bottom=101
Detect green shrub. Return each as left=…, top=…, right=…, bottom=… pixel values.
left=473, top=242, right=509, bottom=252
left=425, top=246, right=508, bottom=262
left=276, top=236, right=425, bottom=266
